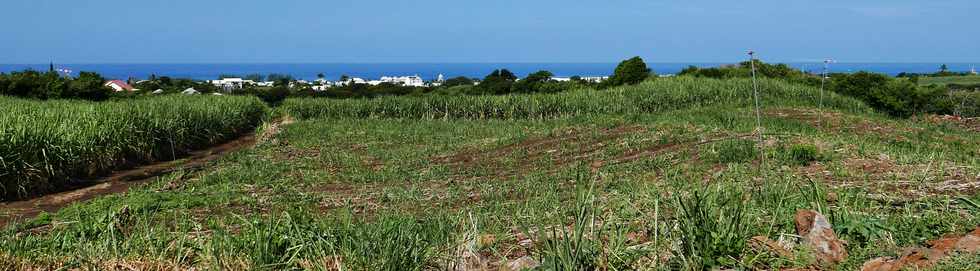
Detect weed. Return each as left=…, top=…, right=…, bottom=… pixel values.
left=674, top=185, right=749, bottom=269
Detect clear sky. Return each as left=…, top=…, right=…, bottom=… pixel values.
left=2, top=0, right=977, bottom=63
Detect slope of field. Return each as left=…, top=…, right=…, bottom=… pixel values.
left=0, top=95, right=267, bottom=200
left=918, top=75, right=980, bottom=86
left=2, top=79, right=978, bottom=270
left=282, top=77, right=872, bottom=120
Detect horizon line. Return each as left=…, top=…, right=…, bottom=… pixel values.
left=2, top=61, right=977, bottom=65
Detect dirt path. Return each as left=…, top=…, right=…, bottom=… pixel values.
left=0, top=132, right=259, bottom=227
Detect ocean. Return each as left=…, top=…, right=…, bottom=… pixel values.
left=0, top=63, right=975, bottom=81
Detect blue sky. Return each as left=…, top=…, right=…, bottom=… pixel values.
left=2, top=0, right=977, bottom=63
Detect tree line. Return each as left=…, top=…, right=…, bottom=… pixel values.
left=679, top=61, right=967, bottom=118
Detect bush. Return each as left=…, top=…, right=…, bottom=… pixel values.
left=788, top=144, right=819, bottom=166
left=716, top=139, right=758, bottom=164
left=0, top=70, right=112, bottom=101
left=675, top=187, right=749, bottom=269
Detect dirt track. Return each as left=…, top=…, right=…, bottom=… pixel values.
left=0, top=133, right=258, bottom=227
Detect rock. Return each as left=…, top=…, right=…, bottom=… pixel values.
left=860, top=227, right=980, bottom=271
left=795, top=210, right=848, bottom=266
left=502, top=256, right=539, bottom=271
left=453, top=250, right=487, bottom=271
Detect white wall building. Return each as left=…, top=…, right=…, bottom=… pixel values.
left=376, top=75, right=425, bottom=87
left=549, top=76, right=609, bottom=83
left=208, top=78, right=257, bottom=90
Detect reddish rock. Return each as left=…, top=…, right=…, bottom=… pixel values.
left=795, top=210, right=848, bottom=266
left=860, top=227, right=980, bottom=271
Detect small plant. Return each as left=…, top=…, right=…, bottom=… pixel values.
left=532, top=177, right=642, bottom=270
left=674, top=186, right=749, bottom=269
left=716, top=139, right=758, bottom=164
left=788, top=144, right=820, bottom=166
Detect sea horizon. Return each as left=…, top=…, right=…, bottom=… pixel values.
left=1, top=62, right=975, bottom=81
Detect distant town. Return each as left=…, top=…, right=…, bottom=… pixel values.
left=204, top=74, right=611, bottom=91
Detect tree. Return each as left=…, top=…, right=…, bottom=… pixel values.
left=443, top=76, right=474, bottom=87
left=940, top=64, right=949, bottom=73
left=512, top=70, right=555, bottom=93
left=478, top=69, right=517, bottom=94
left=317, top=73, right=325, bottom=79
left=267, top=73, right=294, bottom=87
left=604, top=56, right=651, bottom=88
left=69, top=71, right=110, bottom=101
left=524, top=70, right=554, bottom=83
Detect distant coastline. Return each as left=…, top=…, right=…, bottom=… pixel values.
left=1, top=62, right=976, bottom=81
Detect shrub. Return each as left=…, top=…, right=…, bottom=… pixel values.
left=788, top=144, right=819, bottom=166
left=716, top=139, right=758, bottom=164
left=675, top=187, right=749, bottom=269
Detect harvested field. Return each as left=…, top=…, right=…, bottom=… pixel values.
left=2, top=78, right=979, bottom=270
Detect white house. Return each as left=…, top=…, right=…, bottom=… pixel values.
left=376, top=75, right=425, bottom=87
left=335, top=77, right=368, bottom=86
left=580, top=76, right=609, bottom=83
left=104, top=80, right=136, bottom=92
left=208, top=78, right=256, bottom=90
left=549, top=76, right=609, bottom=83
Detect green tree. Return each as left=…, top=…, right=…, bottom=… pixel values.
left=604, top=56, right=651, bottom=88
left=442, top=76, right=474, bottom=87
left=478, top=69, right=517, bottom=94
left=69, top=72, right=110, bottom=101
left=524, top=70, right=554, bottom=83
left=512, top=70, right=554, bottom=93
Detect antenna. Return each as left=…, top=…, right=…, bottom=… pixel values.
left=820, top=59, right=834, bottom=109
left=748, top=50, right=768, bottom=178
left=748, top=50, right=763, bottom=143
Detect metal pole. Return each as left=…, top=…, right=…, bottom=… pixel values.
left=749, top=51, right=763, bottom=142
left=820, top=59, right=830, bottom=109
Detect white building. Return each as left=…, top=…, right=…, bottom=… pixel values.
left=580, top=76, right=608, bottom=83
left=104, top=80, right=136, bottom=92
left=375, top=75, right=425, bottom=87
left=208, top=78, right=257, bottom=90
left=549, top=76, right=609, bottom=83
left=335, top=77, right=368, bottom=86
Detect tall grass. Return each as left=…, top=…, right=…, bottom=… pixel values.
left=282, top=77, right=872, bottom=120
left=0, top=95, right=267, bottom=200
